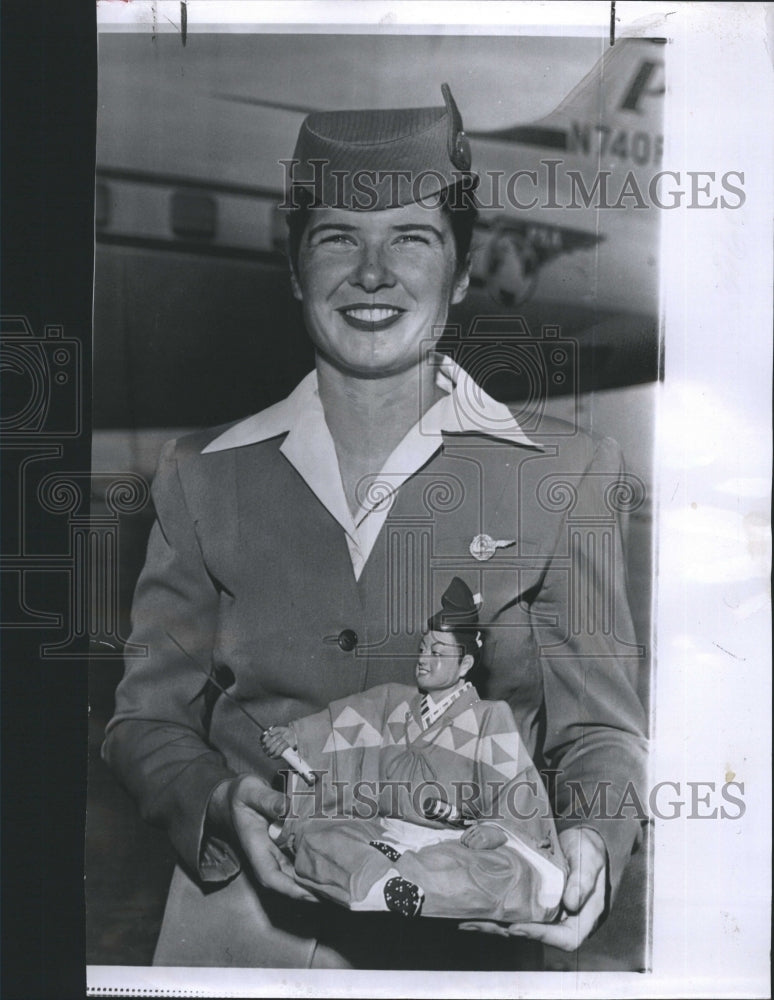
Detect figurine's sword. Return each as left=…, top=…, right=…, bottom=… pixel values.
left=165, top=631, right=316, bottom=785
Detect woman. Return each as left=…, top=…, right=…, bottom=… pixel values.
left=104, top=85, right=647, bottom=969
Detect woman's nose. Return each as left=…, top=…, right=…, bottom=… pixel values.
left=350, top=243, right=395, bottom=292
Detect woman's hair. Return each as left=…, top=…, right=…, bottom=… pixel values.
left=285, top=181, right=479, bottom=276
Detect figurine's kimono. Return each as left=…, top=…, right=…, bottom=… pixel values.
left=276, top=682, right=569, bottom=923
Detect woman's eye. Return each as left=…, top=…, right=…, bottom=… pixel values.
left=395, top=233, right=430, bottom=246
left=318, top=233, right=356, bottom=246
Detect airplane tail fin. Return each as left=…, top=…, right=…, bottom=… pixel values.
left=469, top=38, right=666, bottom=160
left=545, top=37, right=665, bottom=133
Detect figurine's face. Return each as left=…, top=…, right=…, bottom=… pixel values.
left=415, top=629, right=473, bottom=695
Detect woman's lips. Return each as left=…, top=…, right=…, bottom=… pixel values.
left=338, top=306, right=405, bottom=331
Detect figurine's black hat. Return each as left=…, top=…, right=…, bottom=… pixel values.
left=427, top=577, right=480, bottom=634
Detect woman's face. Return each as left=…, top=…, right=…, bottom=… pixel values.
left=292, top=203, right=470, bottom=378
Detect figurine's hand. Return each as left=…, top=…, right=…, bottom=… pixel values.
left=260, top=726, right=296, bottom=758
left=460, top=824, right=507, bottom=850
left=207, top=774, right=317, bottom=902
left=458, top=827, right=608, bottom=949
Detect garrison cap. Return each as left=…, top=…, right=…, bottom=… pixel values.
left=287, top=84, right=476, bottom=211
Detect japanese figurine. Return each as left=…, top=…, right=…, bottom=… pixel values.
left=262, top=578, right=569, bottom=922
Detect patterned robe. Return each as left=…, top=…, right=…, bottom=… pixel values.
left=278, top=683, right=569, bottom=923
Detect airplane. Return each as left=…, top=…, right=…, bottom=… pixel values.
left=92, top=35, right=666, bottom=430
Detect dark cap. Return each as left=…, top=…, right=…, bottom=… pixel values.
left=287, top=83, right=476, bottom=211
left=427, top=577, right=480, bottom=633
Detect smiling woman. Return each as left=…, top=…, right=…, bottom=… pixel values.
left=102, top=82, right=648, bottom=971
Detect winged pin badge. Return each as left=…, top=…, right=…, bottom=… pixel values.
left=469, top=534, right=517, bottom=561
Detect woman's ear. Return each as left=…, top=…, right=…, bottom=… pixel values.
left=451, top=255, right=472, bottom=305
left=289, top=267, right=303, bottom=302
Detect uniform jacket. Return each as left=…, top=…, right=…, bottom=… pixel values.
left=103, top=365, right=648, bottom=967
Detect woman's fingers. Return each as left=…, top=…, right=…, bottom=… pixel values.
left=557, top=827, right=607, bottom=913
left=229, top=777, right=318, bottom=902
left=240, top=822, right=318, bottom=901
left=233, top=777, right=286, bottom=821
left=458, top=920, right=511, bottom=937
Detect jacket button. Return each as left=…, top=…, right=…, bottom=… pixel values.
left=337, top=629, right=358, bottom=652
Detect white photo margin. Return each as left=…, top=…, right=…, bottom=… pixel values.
left=88, top=3, right=772, bottom=997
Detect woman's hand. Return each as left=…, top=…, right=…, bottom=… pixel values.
left=460, top=824, right=507, bottom=850
left=260, top=726, right=296, bottom=758
left=207, top=774, right=317, bottom=902
left=458, top=827, right=608, bottom=949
